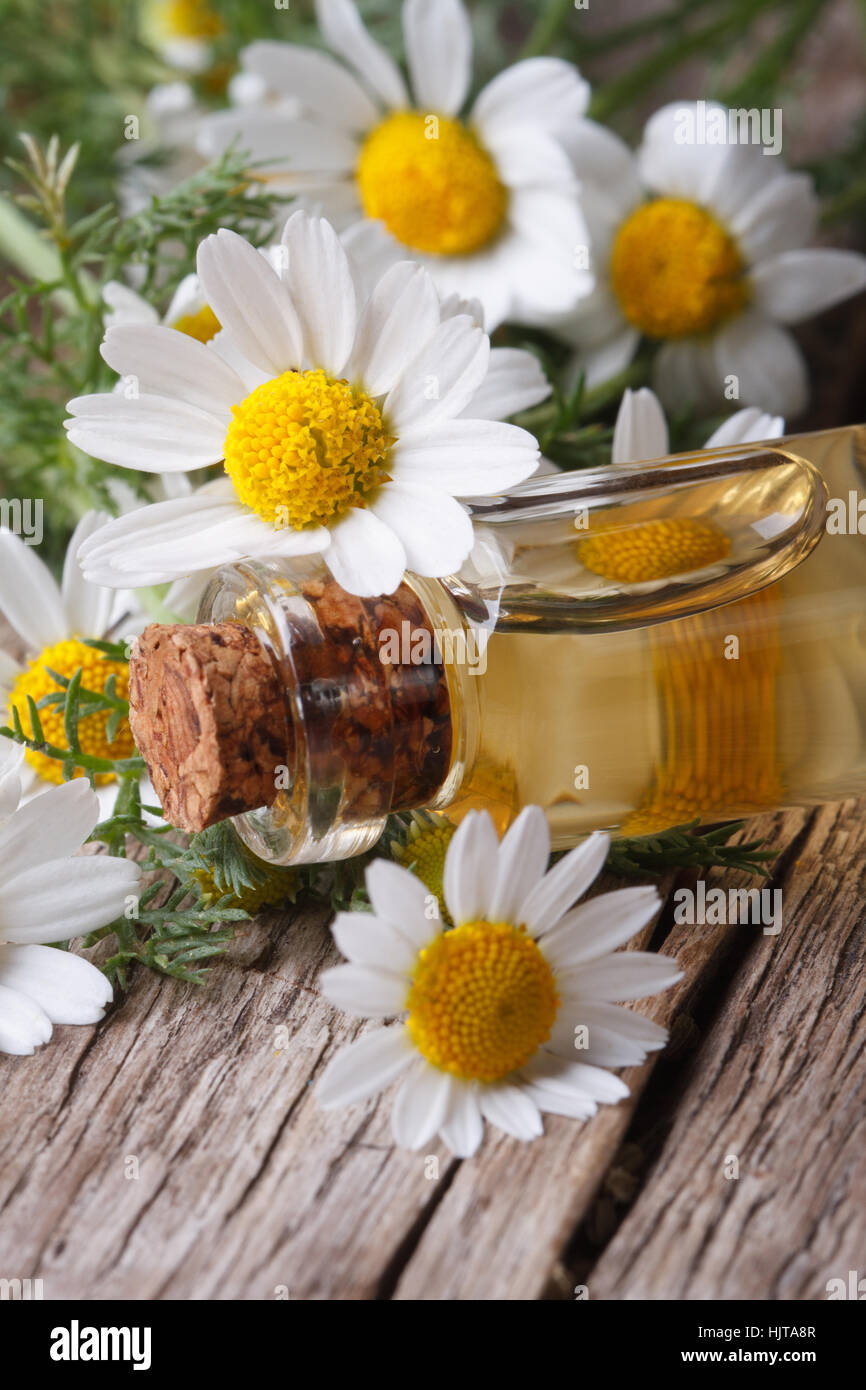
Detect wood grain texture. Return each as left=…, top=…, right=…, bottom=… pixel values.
left=4, top=792, right=862, bottom=1301
left=588, top=799, right=866, bottom=1301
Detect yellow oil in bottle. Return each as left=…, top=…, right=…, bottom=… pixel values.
left=447, top=427, right=866, bottom=846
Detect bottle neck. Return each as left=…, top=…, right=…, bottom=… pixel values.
left=195, top=557, right=468, bottom=865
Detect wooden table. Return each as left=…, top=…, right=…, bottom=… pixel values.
left=1, top=794, right=864, bottom=1301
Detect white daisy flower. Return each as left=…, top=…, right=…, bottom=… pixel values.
left=317, top=807, right=681, bottom=1156
left=196, top=0, right=594, bottom=330
left=141, top=0, right=224, bottom=75
left=560, top=101, right=866, bottom=415
left=0, top=516, right=153, bottom=817
left=0, top=750, right=140, bottom=1056
left=67, top=211, right=548, bottom=598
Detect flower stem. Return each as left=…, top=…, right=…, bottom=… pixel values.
left=520, top=0, right=576, bottom=58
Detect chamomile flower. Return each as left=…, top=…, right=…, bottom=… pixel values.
left=142, top=0, right=224, bottom=75
left=0, top=745, right=140, bottom=1056
left=318, top=807, right=681, bottom=1155
left=560, top=102, right=866, bottom=415
left=197, top=0, right=594, bottom=329
left=0, top=516, right=151, bottom=816
left=67, top=211, right=548, bottom=598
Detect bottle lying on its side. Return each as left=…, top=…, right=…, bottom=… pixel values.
left=128, top=425, right=866, bottom=865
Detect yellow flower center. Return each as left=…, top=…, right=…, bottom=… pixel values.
left=394, top=816, right=456, bottom=925
left=8, top=638, right=134, bottom=785
left=171, top=303, right=221, bottom=343
left=357, top=111, right=508, bottom=257
left=610, top=198, right=748, bottom=338
left=223, top=368, right=393, bottom=528
left=158, top=0, right=224, bottom=39
left=577, top=517, right=731, bottom=584
left=406, top=920, right=559, bottom=1082
left=192, top=862, right=297, bottom=912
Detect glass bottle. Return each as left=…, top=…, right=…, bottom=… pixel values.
left=130, top=425, right=866, bottom=865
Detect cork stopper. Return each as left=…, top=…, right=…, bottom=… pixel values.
left=128, top=622, right=292, bottom=832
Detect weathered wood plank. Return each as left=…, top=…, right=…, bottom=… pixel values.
left=587, top=798, right=866, bottom=1301
left=0, top=813, right=798, bottom=1301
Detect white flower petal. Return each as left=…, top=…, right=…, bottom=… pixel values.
left=709, top=311, right=809, bottom=417
left=370, top=482, right=473, bottom=576
left=0, top=943, right=111, bottom=1025
left=560, top=119, right=643, bottom=220
left=483, top=125, right=576, bottom=192
left=65, top=392, right=228, bottom=472
left=198, top=108, right=359, bottom=173
left=364, top=858, right=441, bottom=948
left=461, top=347, right=550, bottom=421
left=519, top=831, right=610, bottom=937
left=323, top=507, right=406, bottom=596
left=638, top=101, right=734, bottom=206
left=78, top=493, right=330, bottom=588
left=390, top=418, right=539, bottom=493
left=439, top=1081, right=484, bottom=1157
left=505, top=188, right=595, bottom=316
left=652, top=337, right=719, bottom=411
left=555, top=999, right=668, bottom=1066
left=320, top=962, right=408, bottom=1017
left=488, top=806, right=550, bottom=923
left=331, top=910, right=417, bottom=974
left=579, top=326, right=641, bottom=389
left=403, top=0, right=473, bottom=116
left=478, top=1081, right=543, bottom=1141
left=102, top=280, right=159, bottom=328
left=315, top=0, right=408, bottom=108
left=471, top=57, right=590, bottom=140
left=60, top=512, right=116, bottom=638
left=351, top=261, right=441, bottom=397
left=703, top=407, right=784, bottom=448
left=0, top=780, right=99, bottom=888
left=729, top=172, right=818, bottom=263
left=0, top=982, right=52, bottom=1055
left=541, top=886, right=661, bottom=972
left=164, top=272, right=205, bottom=325
left=442, top=809, right=500, bottom=924
left=281, top=211, right=357, bottom=375
left=522, top=1051, right=630, bottom=1108
left=317, top=1025, right=415, bottom=1107
left=241, top=40, right=380, bottom=131
left=0, top=855, right=141, bottom=944
left=386, top=315, right=490, bottom=434
left=0, top=742, right=25, bottom=819
left=100, top=323, right=244, bottom=417
left=0, top=529, right=67, bottom=649
left=612, top=387, right=669, bottom=465
left=391, top=1060, right=453, bottom=1149
left=751, top=249, right=866, bottom=325
left=556, top=950, right=683, bottom=1002
left=196, top=228, right=303, bottom=377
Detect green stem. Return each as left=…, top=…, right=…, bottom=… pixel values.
left=0, top=194, right=61, bottom=280
left=821, top=174, right=866, bottom=224
left=520, top=0, right=576, bottom=58
left=0, top=726, right=144, bottom=776
left=579, top=360, right=650, bottom=416
left=589, top=0, right=784, bottom=121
